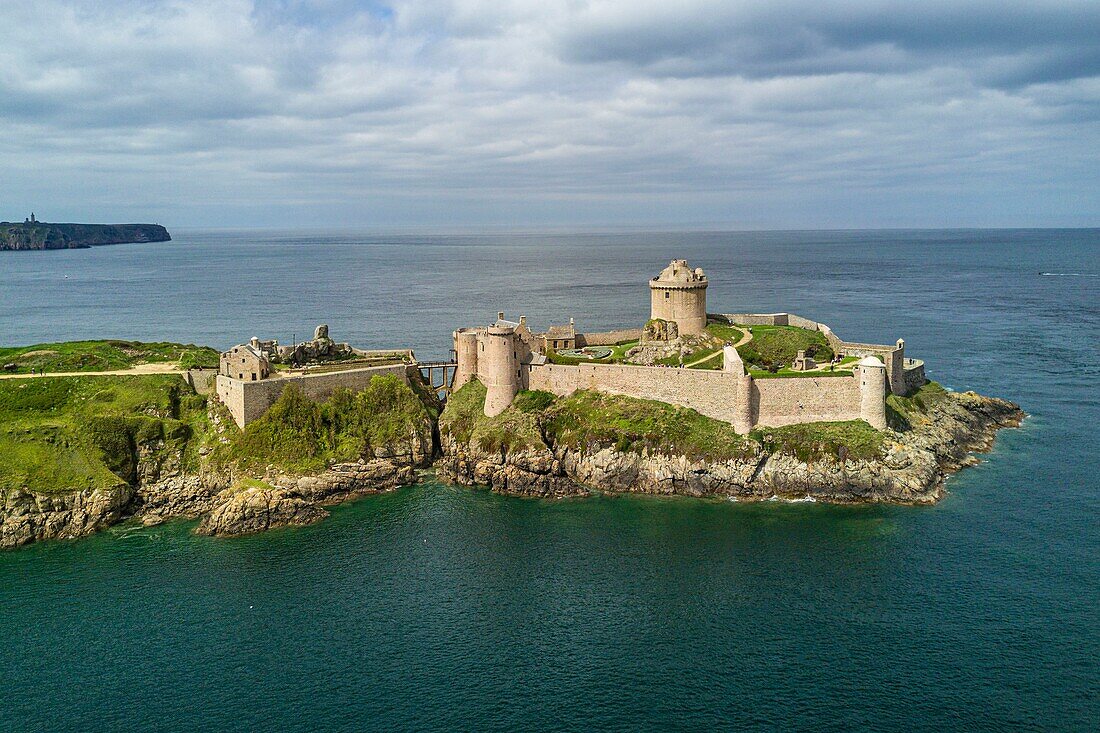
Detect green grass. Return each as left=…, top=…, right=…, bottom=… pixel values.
left=542, top=391, right=758, bottom=462
left=751, top=421, right=885, bottom=462
left=0, top=340, right=219, bottom=374
left=734, top=325, right=834, bottom=369
left=886, top=381, right=949, bottom=431
left=214, top=375, right=433, bottom=474
left=0, top=374, right=206, bottom=494
left=547, top=340, right=639, bottom=366
left=440, top=383, right=889, bottom=465
left=438, top=380, right=547, bottom=453
left=749, top=367, right=855, bottom=379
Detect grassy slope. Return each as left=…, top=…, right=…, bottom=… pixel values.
left=544, top=389, right=759, bottom=461
left=213, top=375, right=433, bottom=474
left=441, top=380, right=885, bottom=463
left=439, top=379, right=546, bottom=452
left=0, top=340, right=219, bottom=374
left=0, top=375, right=208, bottom=494
left=735, top=324, right=834, bottom=368
left=886, top=381, right=949, bottom=431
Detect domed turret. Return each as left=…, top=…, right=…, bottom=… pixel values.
left=649, top=259, right=708, bottom=335
left=857, top=356, right=887, bottom=430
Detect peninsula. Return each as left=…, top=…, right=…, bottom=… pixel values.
left=0, top=260, right=1023, bottom=549
left=0, top=214, right=171, bottom=251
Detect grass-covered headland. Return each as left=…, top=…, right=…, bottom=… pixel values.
left=0, top=332, right=436, bottom=497
left=0, top=375, right=209, bottom=494
left=0, top=340, right=219, bottom=374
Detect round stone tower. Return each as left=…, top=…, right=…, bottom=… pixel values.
left=857, top=356, right=887, bottom=430
left=650, top=259, right=708, bottom=336
left=723, top=345, right=754, bottom=434
left=452, top=328, right=479, bottom=391
left=480, top=321, right=520, bottom=417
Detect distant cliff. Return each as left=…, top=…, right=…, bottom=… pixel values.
left=0, top=222, right=171, bottom=251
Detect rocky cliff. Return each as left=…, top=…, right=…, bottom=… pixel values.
left=0, top=222, right=171, bottom=251
left=0, top=371, right=1022, bottom=550
left=0, top=374, right=437, bottom=549
left=436, top=383, right=1023, bottom=504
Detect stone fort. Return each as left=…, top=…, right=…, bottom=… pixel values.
left=452, top=259, right=926, bottom=433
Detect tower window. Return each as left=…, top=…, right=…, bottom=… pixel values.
left=665, top=292, right=670, bottom=299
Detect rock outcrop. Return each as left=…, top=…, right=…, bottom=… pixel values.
left=196, top=459, right=417, bottom=537
left=0, top=485, right=134, bottom=549
left=438, top=390, right=1023, bottom=504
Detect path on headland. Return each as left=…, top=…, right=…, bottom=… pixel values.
left=684, top=326, right=753, bottom=367
left=0, top=363, right=184, bottom=380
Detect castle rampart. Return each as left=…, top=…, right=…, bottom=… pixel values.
left=713, top=312, right=915, bottom=396
left=575, top=328, right=643, bottom=347
left=216, top=363, right=410, bottom=428
left=450, top=262, right=917, bottom=432
left=526, top=359, right=880, bottom=433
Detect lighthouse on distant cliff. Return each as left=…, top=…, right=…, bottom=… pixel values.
left=649, top=259, right=708, bottom=335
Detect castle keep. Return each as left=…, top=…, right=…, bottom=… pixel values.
left=649, top=258, right=708, bottom=336
left=453, top=259, right=926, bottom=432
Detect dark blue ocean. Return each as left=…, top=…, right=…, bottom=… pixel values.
left=0, top=229, right=1097, bottom=731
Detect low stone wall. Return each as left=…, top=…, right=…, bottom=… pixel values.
left=576, top=329, right=643, bottom=346
left=713, top=312, right=790, bottom=326
left=718, top=312, right=912, bottom=396
left=528, top=362, right=867, bottom=431
left=216, top=363, right=409, bottom=428
left=753, top=375, right=861, bottom=427
left=185, top=368, right=217, bottom=396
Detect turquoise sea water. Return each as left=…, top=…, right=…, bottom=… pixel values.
left=0, top=229, right=1097, bottom=730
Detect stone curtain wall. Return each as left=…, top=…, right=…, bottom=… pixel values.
left=528, top=363, right=865, bottom=431
left=752, top=375, right=862, bottom=427
left=185, top=368, right=217, bottom=396
left=575, top=329, right=643, bottom=346
left=717, top=312, right=911, bottom=396
left=216, top=364, right=409, bottom=427
left=530, top=363, right=746, bottom=425
left=713, top=313, right=791, bottom=326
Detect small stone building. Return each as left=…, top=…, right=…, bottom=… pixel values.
left=791, top=350, right=817, bottom=371
left=220, top=338, right=270, bottom=382
left=543, top=318, right=576, bottom=351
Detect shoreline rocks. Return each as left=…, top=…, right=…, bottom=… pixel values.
left=437, top=391, right=1024, bottom=505
left=0, top=389, right=1024, bottom=550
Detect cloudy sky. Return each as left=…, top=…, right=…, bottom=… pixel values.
left=1, top=0, right=1097, bottom=228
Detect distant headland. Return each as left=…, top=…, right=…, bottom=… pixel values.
left=0, top=214, right=171, bottom=251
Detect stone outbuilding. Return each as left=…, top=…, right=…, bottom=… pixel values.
left=791, top=350, right=817, bottom=371
left=543, top=318, right=576, bottom=351
left=220, top=338, right=270, bottom=382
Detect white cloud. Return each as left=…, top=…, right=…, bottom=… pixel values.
left=0, top=0, right=1096, bottom=227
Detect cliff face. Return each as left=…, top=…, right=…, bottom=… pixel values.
left=0, top=222, right=171, bottom=251
left=0, top=407, right=433, bottom=549
left=0, top=374, right=1023, bottom=550
left=437, top=389, right=1023, bottom=505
